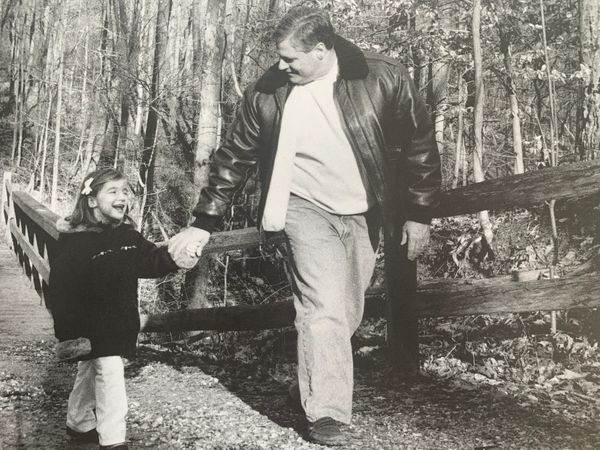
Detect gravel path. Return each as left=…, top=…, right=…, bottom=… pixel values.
left=1, top=337, right=599, bottom=449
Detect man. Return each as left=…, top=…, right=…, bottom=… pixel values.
left=169, top=5, right=441, bottom=446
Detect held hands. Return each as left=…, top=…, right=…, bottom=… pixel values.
left=168, top=227, right=211, bottom=269
left=401, top=220, right=431, bottom=261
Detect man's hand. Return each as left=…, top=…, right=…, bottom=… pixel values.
left=401, top=221, right=431, bottom=261
left=168, top=227, right=211, bottom=269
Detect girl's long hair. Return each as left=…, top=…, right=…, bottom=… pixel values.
left=67, top=168, right=133, bottom=228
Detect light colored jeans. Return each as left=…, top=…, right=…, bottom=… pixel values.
left=284, top=195, right=380, bottom=424
left=66, top=356, right=127, bottom=446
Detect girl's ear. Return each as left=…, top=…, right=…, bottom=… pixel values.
left=87, top=196, right=98, bottom=208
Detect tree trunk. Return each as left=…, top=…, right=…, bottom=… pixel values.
left=134, top=0, right=148, bottom=137
left=409, top=13, right=422, bottom=92
left=499, top=34, right=524, bottom=174
left=540, top=0, right=558, bottom=165
left=50, top=29, right=64, bottom=210
left=39, top=93, right=53, bottom=198
left=426, top=60, right=449, bottom=154
left=15, top=23, right=26, bottom=167
left=193, top=0, right=226, bottom=187
left=139, top=0, right=169, bottom=227
left=453, top=70, right=465, bottom=188
left=184, top=0, right=227, bottom=310
left=113, top=0, right=133, bottom=170
left=472, top=0, right=494, bottom=249
left=579, top=0, right=600, bottom=160
left=97, top=1, right=119, bottom=169
left=427, top=0, right=454, bottom=155
left=73, top=31, right=89, bottom=176
left=10, top=10, right=24, bottom=166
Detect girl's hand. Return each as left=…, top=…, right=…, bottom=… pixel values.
left=173, top=253, right=200, bottom=270
left=168, top=227, right=211, bottom=269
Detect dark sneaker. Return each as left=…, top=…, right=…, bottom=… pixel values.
left=99, top=444, right=128, bottom=449
left=308, top=417, right=346, bottom=446
left=66, top=426, right=99, bottom=443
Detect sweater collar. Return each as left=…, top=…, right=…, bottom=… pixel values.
left=255, top=35, right=368, bottom=94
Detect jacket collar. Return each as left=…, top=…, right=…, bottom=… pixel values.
left=255, top=35, right=368, bottom=94
left=56, top=218, right=134, bottom=234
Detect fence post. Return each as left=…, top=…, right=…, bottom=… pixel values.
left=385, top=229, right=419, bottom=375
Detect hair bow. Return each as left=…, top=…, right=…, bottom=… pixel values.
left=81, top=178, right=94, bottom=195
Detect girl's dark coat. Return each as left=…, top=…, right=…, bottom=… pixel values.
left=47, top=220, right=178, bottom=359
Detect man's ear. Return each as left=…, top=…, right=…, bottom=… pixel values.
left=313, top=42, right=327, bottom=60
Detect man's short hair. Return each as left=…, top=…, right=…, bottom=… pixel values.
left=273, top=5, right=335, bottom=51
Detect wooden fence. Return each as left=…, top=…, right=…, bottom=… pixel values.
left=2, top=172, right=59, bottom=303
left=2, top=160, right=600, bottom=372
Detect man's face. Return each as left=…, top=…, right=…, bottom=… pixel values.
left=276, top=38, right=327, bottom=85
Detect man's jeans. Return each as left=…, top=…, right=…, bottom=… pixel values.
left=67, top=356, right=127, bottom=446
left=285, top=195, right=380, bottom=424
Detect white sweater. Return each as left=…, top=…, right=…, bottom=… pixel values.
left=261, top=58, right=373, bottom=232
left=289, top=61, right=372, bottom=215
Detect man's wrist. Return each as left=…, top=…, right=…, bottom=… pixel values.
left=405, top=204, right=433, bottom=225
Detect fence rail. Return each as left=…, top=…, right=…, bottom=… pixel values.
left=2, top=173, right=59, bottom=301
left=2, top=161, right=600, bottom=372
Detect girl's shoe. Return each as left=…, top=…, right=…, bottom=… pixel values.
left=66, top=426, right=99, bottom=443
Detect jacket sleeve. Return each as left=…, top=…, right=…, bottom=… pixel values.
left=392, top=63, right=441, bottom=224
left=135, top=234, right=179, bottom=278
left=191, top=86, right=262, bottom=232
left=47, top=239, right=86, bottom=341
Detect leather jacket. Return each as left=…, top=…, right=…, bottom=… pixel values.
left=192, top=36, right=441, bottom=234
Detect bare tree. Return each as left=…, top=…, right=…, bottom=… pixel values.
left=185, top=0, right=227, bottom=309
left=138, top=0, right=170, bottom=227
left=539, top=0, right=558, bottom=166
left=577, top=0, right=600, bottom=160
left=499, top=30, right=524, bottom=174
left=427, top=0, right=455, bottom=155
left=50, top=3, right=64, bottom=209
left=453, top=69, right=466, bottom=188
left=472, top=0, right=494, bottom=251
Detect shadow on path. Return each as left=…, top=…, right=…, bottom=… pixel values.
left=131, top=344, right=600, bottom=449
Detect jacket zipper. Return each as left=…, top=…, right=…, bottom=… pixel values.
left=333, top=81, right=385, bottom=207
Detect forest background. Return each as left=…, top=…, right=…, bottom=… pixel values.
left=1, top=0, right=600, bottom=426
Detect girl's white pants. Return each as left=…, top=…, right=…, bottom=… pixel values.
left=66, top=356, right=127, bottom=446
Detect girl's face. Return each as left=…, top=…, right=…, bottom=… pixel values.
left=88, top=179, right=131, bottom=224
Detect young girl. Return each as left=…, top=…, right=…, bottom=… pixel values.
left=47, top=168, right=186, bottom=450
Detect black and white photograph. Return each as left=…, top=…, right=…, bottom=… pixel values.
left=0, top=0, right=599, bottom=448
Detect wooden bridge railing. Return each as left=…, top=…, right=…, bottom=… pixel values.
left=2, top=160, right=600, bottom=372
left=2, top=173, right=60, bottom=303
